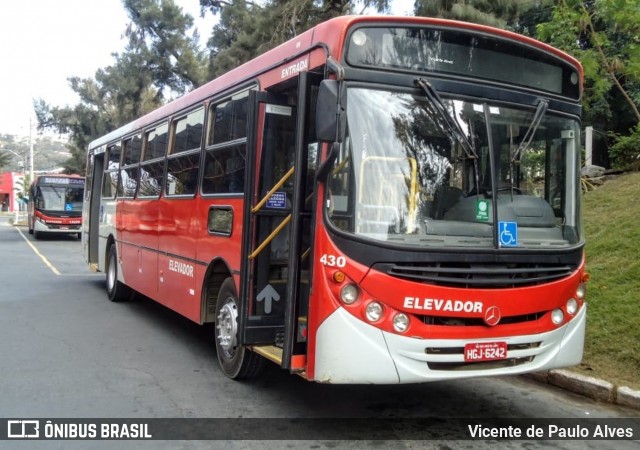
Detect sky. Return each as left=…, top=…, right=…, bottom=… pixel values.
left=0, top=0, right=216, bottom=138
left=0, top=0, right=414, bottom=139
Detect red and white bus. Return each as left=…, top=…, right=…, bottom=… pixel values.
left=28, top=174, right=84, bottom=239
left=83, top=15, right=587, bottom=383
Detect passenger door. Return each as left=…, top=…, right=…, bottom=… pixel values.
left=239, top=70, right=321, bottom=370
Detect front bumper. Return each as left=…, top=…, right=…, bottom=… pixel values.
left=313, top=304, right=586, bottom=384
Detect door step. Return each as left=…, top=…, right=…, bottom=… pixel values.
left=251, top=345, right=307, bottom=373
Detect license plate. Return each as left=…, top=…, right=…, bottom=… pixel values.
left=464, top=341, right=508, bottom=362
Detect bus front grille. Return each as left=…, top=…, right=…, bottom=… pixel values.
left=376, top=262, right=575, bottom=289
left=419, top=311, right=546, bottom=327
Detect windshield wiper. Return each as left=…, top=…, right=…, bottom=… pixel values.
left=416, top=78, right=481, bottom=198
left=511, top=98, right=548, bottom=164
left=416, top=78, right=477, bottom=159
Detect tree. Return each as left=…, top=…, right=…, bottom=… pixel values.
left=124, top=0, right=208, bottom=93
left=0, top=150, right=12, bottom=171
left=537, top=0, right=640, bottom=167
left=0, top=135, right=29, bottom=172
left=413, top=0, right=542, bottom=29
left=35, top=0, right=207, bottom=173
left=201, top=0, right=390, bottom=78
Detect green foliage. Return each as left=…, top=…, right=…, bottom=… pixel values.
left=609, top=124, right=640, bottom=168
left=202, top=0, right=390, bottom=78
left=0, top=136, right=21, bottom=171
left=537, top=0, right=640, bottom=165
left=124, top=0, right=208, bottom=92
left=0, top=150, right=12, bottom=170
left=413, top=0, right=544, bottom=29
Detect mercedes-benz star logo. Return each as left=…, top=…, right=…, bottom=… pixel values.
left=484, top=306, right=501, bottom=326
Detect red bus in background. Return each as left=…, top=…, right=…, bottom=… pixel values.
left=28, top=174, right=84, bottom=239
left=83, top=15, right=587, bottom=384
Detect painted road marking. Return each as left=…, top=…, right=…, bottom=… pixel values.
left=15, top=226, right=61, bottom=275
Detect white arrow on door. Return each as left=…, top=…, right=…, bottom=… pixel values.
left=256, top=284, right=280, bottom=314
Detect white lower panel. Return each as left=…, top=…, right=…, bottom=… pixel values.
left=314, top=305, right=586, bottom=384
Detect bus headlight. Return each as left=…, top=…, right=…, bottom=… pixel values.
left=576, top=283, right=586, bottom=299
left=340, top=284, right=359, bottom=305
left=365, top=301, right=383, bottom=322
left=566, top=298, right=578, bottom=315
left=551, top=308, right=564, bottom=325
left=393, top=313, right=410, bottom=333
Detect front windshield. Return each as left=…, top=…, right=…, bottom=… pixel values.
left=38, top=186, right=84, bottom=212
left=326, top=87, right=581, bottom=249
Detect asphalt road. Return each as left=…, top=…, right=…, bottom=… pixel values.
left=0, top=216, right=638, bottom=449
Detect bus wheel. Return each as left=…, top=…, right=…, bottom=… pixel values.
left=106, top=244, right=132, bottom=302
left=214, top=277, right=265, bottom=380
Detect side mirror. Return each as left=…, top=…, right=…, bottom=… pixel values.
left=315, top=80, right=346, bottom=144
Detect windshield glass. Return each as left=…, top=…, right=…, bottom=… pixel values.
left=38, top=186, right=84, bottom=212
left=326, top=87, right=581, bottom=249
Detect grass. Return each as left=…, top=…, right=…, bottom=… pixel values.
left=570, top=171, right=640, bottom=390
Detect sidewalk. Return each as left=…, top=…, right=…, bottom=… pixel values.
left=0, top=211, right=27, bottom=226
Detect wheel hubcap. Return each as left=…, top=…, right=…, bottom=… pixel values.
left=217, top=299, right=238, bottom=356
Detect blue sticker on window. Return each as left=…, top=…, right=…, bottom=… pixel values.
left=266, top=192, right=287, bottom=209
left=499, top=221, right=518, bottom=247
left=65, top=203, right=73, bottom=211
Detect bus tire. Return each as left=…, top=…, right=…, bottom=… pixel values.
left=214, top=277, right=265, bottom=380
left=106, top=244, right=132, bottom=302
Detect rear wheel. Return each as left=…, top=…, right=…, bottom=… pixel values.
left=215, top=277, right=265, bottom=379
left=106, top=244, right=132, bottom=302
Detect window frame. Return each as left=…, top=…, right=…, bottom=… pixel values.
left=201, top=87, right=253, bottom=197
left=119, top=134, right=143, bottom=199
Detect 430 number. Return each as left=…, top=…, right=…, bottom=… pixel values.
left=319, top=254, right=346, bottom=268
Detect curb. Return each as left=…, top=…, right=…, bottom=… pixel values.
left=524, top=370, right=640, bottom=411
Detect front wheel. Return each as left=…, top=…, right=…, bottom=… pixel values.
left=214, top=277, right=265, bottom=380
left=106, top=244, right=132, bottom=302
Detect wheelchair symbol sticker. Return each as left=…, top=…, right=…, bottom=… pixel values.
left=499, top=221, right=518, bottom=247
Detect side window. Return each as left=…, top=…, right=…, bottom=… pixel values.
left=138, top=123, right=168, bottom=199
left=173, top=108, right=204, bottom=154
left=102, top=143, right=121, bottom=198
left=202, top=90, right=250, bottom=195
left=166, top=153, right=200, bottom=196
left=202, top=143, right=246, bottom=194
left=138, top=161, right=164, bottom=197
left=144, top=123, right=169, bottom=161
left=122, top=135, right=142, bottom=166
left=120, top=135, right=142, bottom=198
left=166, top=108, right=204, bottom=197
